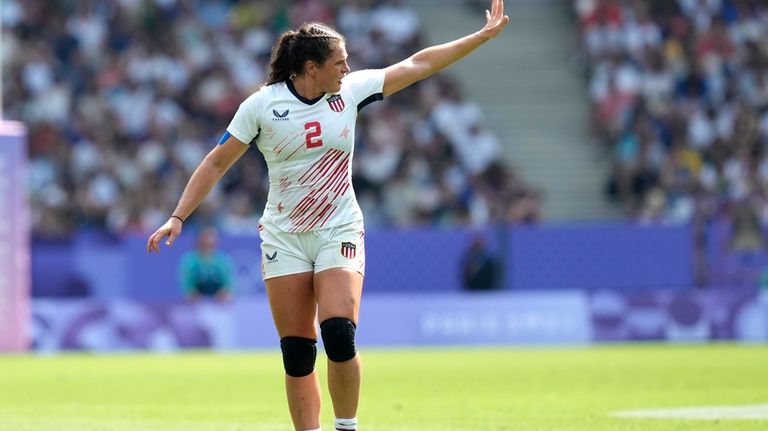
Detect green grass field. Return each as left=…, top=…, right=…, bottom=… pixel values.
left=1, top=344, right=766, bottom=431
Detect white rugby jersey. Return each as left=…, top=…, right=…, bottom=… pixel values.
left=226, top=69, right=385, bottom=232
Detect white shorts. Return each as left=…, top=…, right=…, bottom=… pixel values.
left=259, top=219, right=366, bottom=280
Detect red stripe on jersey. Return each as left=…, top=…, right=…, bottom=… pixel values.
left=304, top=173, right=347, bottom=232
left=314, top=152, right=347, bottom=187
left=312, top=154, right=349, bottom=194
left=336, top=182, right=350, bottom=197
left=332, top=169, right=351, bottom=194
left=301, top=149, right=343, bottom=185
left=298, top=150, right=336, bottom=184
left=311, top=205, right=337, bottom=230
left=288, top=150, right=352, bottom=231
left=274, top=130, right=304, bottom=154
left=284, top=142, right=304, bottom=161
left=273, top=133, right=293, bottom=154
left=305, top=203, right=335, bottom=231
left=292, top=196, right=330, bottom=231
left=300, top=150, right=341, bottom=184
left=289, top=153, right=345, bottom=220
left=329, top=170, right=349, bottom=197
left=293, top=194, right=329, bottom=226
left=288, top=195, right=315, bottom=219
left=292, top=162, right=345, bottom=229
left=306, top=202, right=333, bottom=228
left=320, top=159, right=350, bottom=204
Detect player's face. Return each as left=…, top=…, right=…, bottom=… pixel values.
left=316, top=42, right=349, bottom=94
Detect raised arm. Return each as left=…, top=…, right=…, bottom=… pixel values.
left=382, top=0, right=509, bottom=97
left=146, top=136, right=249, bottom=253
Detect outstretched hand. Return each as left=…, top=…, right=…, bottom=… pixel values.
left=480, top=0, right=510, bottom=40
left=147, top=217, right=183, bottom=253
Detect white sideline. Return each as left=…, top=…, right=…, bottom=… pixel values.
left=612, top=404, right=768, bottom=420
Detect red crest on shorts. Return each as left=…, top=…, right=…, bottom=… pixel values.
left=327, top=94, right=345, bottom=112
left=341, top=241, right=356, bottom=259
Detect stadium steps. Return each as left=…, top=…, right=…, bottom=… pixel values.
left=405, top=0, right=621, bottom=221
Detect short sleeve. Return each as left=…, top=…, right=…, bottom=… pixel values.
left=226, top=90, right=265, bottom=145
left=343, top=69, right=385, bottom=111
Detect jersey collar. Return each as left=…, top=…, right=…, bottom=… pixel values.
left=287, top=80, right=326, bottom=105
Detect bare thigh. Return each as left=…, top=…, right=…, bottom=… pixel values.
left=314, top=268, right=363, bottom=324
left=266, top=272, right=317, bottom=339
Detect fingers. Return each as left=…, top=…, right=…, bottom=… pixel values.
left=488, top=0, right=506, bottom=24
left=147, top=233, right=155, bottom=253
left=165, top=230, right=178, bottom=247
left=485, top=0, right=509, bottom=33
left=147, top=218, right=183, bottom=253
left=147, top=232, right=161, bottom=253
left=147, top=229, right=169, bottom=253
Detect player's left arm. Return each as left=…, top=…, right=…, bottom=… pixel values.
left=382, top=0, right=509, bottom=97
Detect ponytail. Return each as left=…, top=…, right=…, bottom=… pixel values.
left=267, top=23, right=345, bottom=85
left=267, top=31, right=298, bottom=85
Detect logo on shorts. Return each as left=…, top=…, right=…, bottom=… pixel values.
left=341, top=242, right=356, bottom=259
left=265, top=251, right=278, bottom=263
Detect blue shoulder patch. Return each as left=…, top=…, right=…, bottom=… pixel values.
left=218, top=131, right=232, bottom=145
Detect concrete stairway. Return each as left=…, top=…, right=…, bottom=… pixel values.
left=405, top=0, right=620, bottom=220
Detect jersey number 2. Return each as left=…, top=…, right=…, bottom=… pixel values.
left=304, top=121, right=323, bottom=148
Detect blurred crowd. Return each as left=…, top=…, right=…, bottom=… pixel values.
left=575, top=0, right=768, bottom=227
left=574, top=0, right=768, bottom=284
left=2, top=0, right=539, bottom=237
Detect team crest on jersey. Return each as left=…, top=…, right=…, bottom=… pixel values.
left=272, top=109, right=290, bottom=121
left=327, top=95, right=345, bottom=112
left=341, top=242, right=356, bottom=259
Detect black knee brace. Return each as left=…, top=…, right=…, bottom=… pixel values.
left=320, top=317, right=357, bottom=362
left=280, top=336, right=317, bottom=377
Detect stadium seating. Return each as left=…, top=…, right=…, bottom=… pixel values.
left=3, top=0, right=540, bottom=236
left=573, top=0, right=768, bottom=285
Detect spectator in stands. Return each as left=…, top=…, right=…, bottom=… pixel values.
left=178, top=227, right=234, bottom=303
left=3, top=0, right=537, bottom=236
left=573, top=0, right=768, bottom=285
left=462, top=236, right=500, bottom=291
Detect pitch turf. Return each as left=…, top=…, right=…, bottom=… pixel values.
left=0, top=344, right=766, bottom=431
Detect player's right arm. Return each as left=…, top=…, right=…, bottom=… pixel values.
left=148, top=87, right=264, bottom=253
left=146, top=135, right=249, bottom=253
